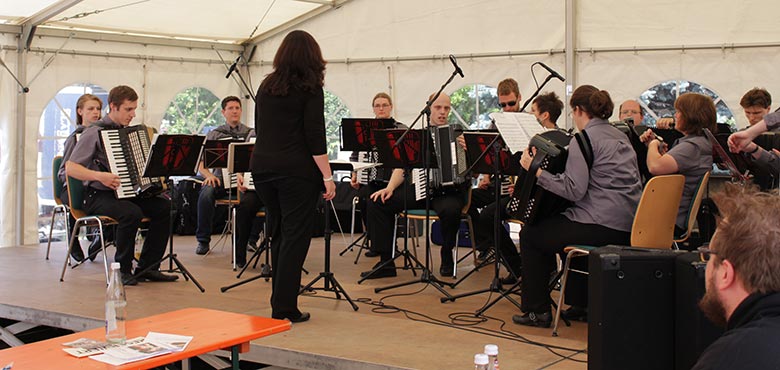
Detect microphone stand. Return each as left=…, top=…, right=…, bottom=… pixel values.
left=374, top=68, right=462, bottom=297
left=519, top=74, right=555, bottom=113
left=219, top=50, right=256, bottom=103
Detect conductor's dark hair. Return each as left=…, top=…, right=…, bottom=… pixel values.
left=569, top=85, right=614, bottom=120
left=260, top=30, right=326, bottom=96
left=221, top=96, right=241, bottom=110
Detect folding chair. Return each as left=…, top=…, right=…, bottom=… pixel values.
left=45, top=156, right=69, bottom=260
left=552, top=174, right=686, bottom=336
left=674, top=171, right=711, bottom=249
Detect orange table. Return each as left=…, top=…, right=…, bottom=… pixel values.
left=0, top=307, right=290, bottom=370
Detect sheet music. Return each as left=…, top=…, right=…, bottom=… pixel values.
left=489, top=112, right=549, bottom=153
left=329, top=159, right=382, bottom=172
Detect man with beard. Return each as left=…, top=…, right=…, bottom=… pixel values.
left=692, top=184, right=780, bottom=370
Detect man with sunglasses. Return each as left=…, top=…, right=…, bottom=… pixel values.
left=692, top=184, right=780, bottom=370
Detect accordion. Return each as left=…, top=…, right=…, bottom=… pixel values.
left=506, top=129, right=573, bottom=224
left=412, top=125, right=468, bottom=201
left=612, top=121, right=651, bottom=182
left=100, top=125, right=164, bottom=199
left=355, top=151, right=379, bottom=185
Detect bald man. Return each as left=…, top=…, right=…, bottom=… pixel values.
left=618, top=99, right=644, bottom=126
left=360, top=93, right=470, bottom=279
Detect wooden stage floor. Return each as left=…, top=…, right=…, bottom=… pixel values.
left=0, top=233, right=587, bottom=369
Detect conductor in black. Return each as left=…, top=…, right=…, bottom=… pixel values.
left=251, top=30, right=336, bottom=323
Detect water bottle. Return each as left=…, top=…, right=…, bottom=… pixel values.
left=484, top=344, right=499, bottom=370
left=105, top=262, right=127, bottom=344
left=474, top=353, right=489, bottom=370
left=134, top=232, right=144, bottom=260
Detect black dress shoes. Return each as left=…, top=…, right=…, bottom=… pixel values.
left=561, top=305, right=588, bottom=322
left=360, top=267, right=397, bottom=279
left=135, top=270, right=179, bottom=282
left=121, top=272, right=138, bottom=286
left=512, top=311, right=552, bottom=328
left=439, top=264, right=454, bottom=277
left=195, top=242, right=209, bottom=255
left=69, top=244, right=85, bottom=263
left=499, top=274, right=519, bottom=285
left=364, top=250, right=380, bottom=257
left=273, top=312, right=310, bottom=323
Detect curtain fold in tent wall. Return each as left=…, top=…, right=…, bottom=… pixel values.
left=0, top=49, right=19, bottom=246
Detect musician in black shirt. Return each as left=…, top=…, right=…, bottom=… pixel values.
left=67, top=85, right=177, bottom=286
left=361, top=92, right=469, bottom=279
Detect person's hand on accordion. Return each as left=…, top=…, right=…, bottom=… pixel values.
left=98, top=171, right=121, bottom=190
left=203, top=173, right=221, bottom=188
left=236, top=173, right=248, bottom=193
left=350, top=172, right=360, bottom=190
left=520, top=146, right=542, bottom=177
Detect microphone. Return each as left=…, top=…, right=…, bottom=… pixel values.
left=225, top=56, right=240, bottom=79
left=537, top=62, right=565, bottom=82
left=449, top=54, right=464, bottom=78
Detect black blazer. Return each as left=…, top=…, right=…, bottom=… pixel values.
left=251, top=86, right=327, bottom=185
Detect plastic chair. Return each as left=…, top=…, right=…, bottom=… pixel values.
left=673, top=171, right=711, bottom=249
left=394, top=187, right=477, bottom=278
left=45, top=156, right=69, bottom=260
left=60, top=175, right=119, bottom=284
left=551, top=174, right=686, bottom=336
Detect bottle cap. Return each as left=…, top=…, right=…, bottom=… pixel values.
left=484, top=344, right=498, bottom=355
left=474, top=353, right=489, bottom=365
left=110, top=262, right=121, bottom=270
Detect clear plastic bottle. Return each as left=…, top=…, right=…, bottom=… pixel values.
left=484, top=344, right=499, bottom=370
left=134, top=231, right=144, bottom=260
left=105, top=262, right=127, bottom=344
left=474, top=353, right=489, bottom=370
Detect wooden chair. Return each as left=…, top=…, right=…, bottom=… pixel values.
left=394, top=187, right=477, bottom=278
left=45, top=156, right=69, bottom=260
left=673, top=171, right=711, bottom=249
left=551, top=174, right=686, bottom=336
left=60, top=175, right=120, bottom=284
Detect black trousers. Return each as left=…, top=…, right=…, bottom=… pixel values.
left=475, top=197, right=521, bottom=276
left=254, top=175, right=320, bottom=318
left=366, top=183, right=466, bottom=267
left=519, top=214, right=630, bottom=313
left=234, top=190, right=265, bottom=266
left=83, top=189, right=170, bottom=273
left=353, top=181, right=386, bottom=252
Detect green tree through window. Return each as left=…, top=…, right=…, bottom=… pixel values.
left=161, top=87, right=224, bottom=134
left=450, top=84, right=499, bottom=129
left=324, top=89, right=351, bottom=159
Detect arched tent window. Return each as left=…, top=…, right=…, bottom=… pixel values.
left=37, top=83, right=109, bottom=242
left=450, top=84, right=499, bottom=129
left=324, top=89, right=351, bottom=160
left=639, top=80, right=736, bottom=130
left=160, top=87, right=225, bottom=134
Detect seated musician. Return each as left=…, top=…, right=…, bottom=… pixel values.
left=233, top=129, right=265, bottom=269
left=739, top=88, right=772, bottom=129
left=618, top=99, right=644, bottom=126
left=58, top=93, right=103, bottom=263
left=349, top=92, right=404, bottom=257
left=473, top=91, right=564, bottom=284
left=639, top=93, right=715, bottom=239
left=513, top=85, right=643, bottom=327
left=728, top=110, right=780, bottom=180
left=66, top=85, right=178, bottom=285
left=361, top=92, right=469, bottom=279
left=194, top=96, right=253, bottom=255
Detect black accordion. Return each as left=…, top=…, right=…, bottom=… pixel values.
left=100, top=125, right=164, bottom=199
left=506, top=129, right=573, bottom=224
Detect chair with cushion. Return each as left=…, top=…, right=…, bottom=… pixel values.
left=60, top=175, right=119, bottom=284
left=45, top=156, right=69, bottom=260
left=551, top=174, right=686, bottom=336
left=673, top=171, right=711, bottom=249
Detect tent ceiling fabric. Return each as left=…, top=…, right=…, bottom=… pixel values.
left=2, top=0, right=327, bottom=43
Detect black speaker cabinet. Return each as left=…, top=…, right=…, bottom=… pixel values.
left=674, top=252, right=724, bottom=370
left=588, top=246, right=682, bottom=370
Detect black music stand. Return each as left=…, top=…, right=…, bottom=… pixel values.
left=441, top=132, right=523, bottom=311
left=202, top=139, right=243, bottom=253
left=135, top=134, right=206, bottom=292
left=356, top=128, right=433, bottom=283
left=338, top=118, right=395, bottom=261
left=298, top=160, right=359, bottom=311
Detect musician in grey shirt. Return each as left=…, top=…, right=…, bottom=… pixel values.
left=513, top=85, right=642, bottom=328
left=728, top=110, right=780, bottom=183
left=67, top=85, right=176, bottom=285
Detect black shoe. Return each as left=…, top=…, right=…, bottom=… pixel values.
left=499, top=274, right=519, bottom=285
left=360, top=267, right=397, bottom=279
left=364, top=250, right=380, bottom=257
left=69, top=244, right=85, bottom=263
left=135, top=270, right=179, bottom=282
left=561, top=305, right=588, bottom=322
left=475, top=249, right=492, bottom=265
left=439, top=264, right=454, bottom=277
left=236, top=260, right=246, bottom=269
left=121, top=272, right=138, bottom=286
left=272, top=312, right=310, bottom=323
left=195, top=242, right=209, bottom=255
left=512, top=311, right=552, bottom=328
left=87, top=238, right=102, bottom=262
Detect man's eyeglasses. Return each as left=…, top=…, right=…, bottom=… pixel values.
left=620, top=110, right=641, bottom=115
left=373, top=104, right=391, bottom=109
left=698, top=246, right=717, bottom=262
left=498, top=101, right=517, bottom=108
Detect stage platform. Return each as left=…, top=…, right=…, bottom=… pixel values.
left=0, top=233, right=587, bottom=369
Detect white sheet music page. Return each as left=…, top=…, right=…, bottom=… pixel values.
left=489, top=112, right=549, bottom=153
left=328, top=159, right=382, bottom=171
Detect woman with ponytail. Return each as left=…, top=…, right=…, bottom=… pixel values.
left=513, top=85, right=643, bottom=327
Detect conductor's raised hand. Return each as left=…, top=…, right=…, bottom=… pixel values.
left=370, top=188, right=393, bottom=203
left=98, top=171, right=121, bottom=190
left=323, top=179, right=336, bottom=200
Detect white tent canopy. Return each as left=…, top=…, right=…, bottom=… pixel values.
left=1, top=0, right=778, bottom=246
